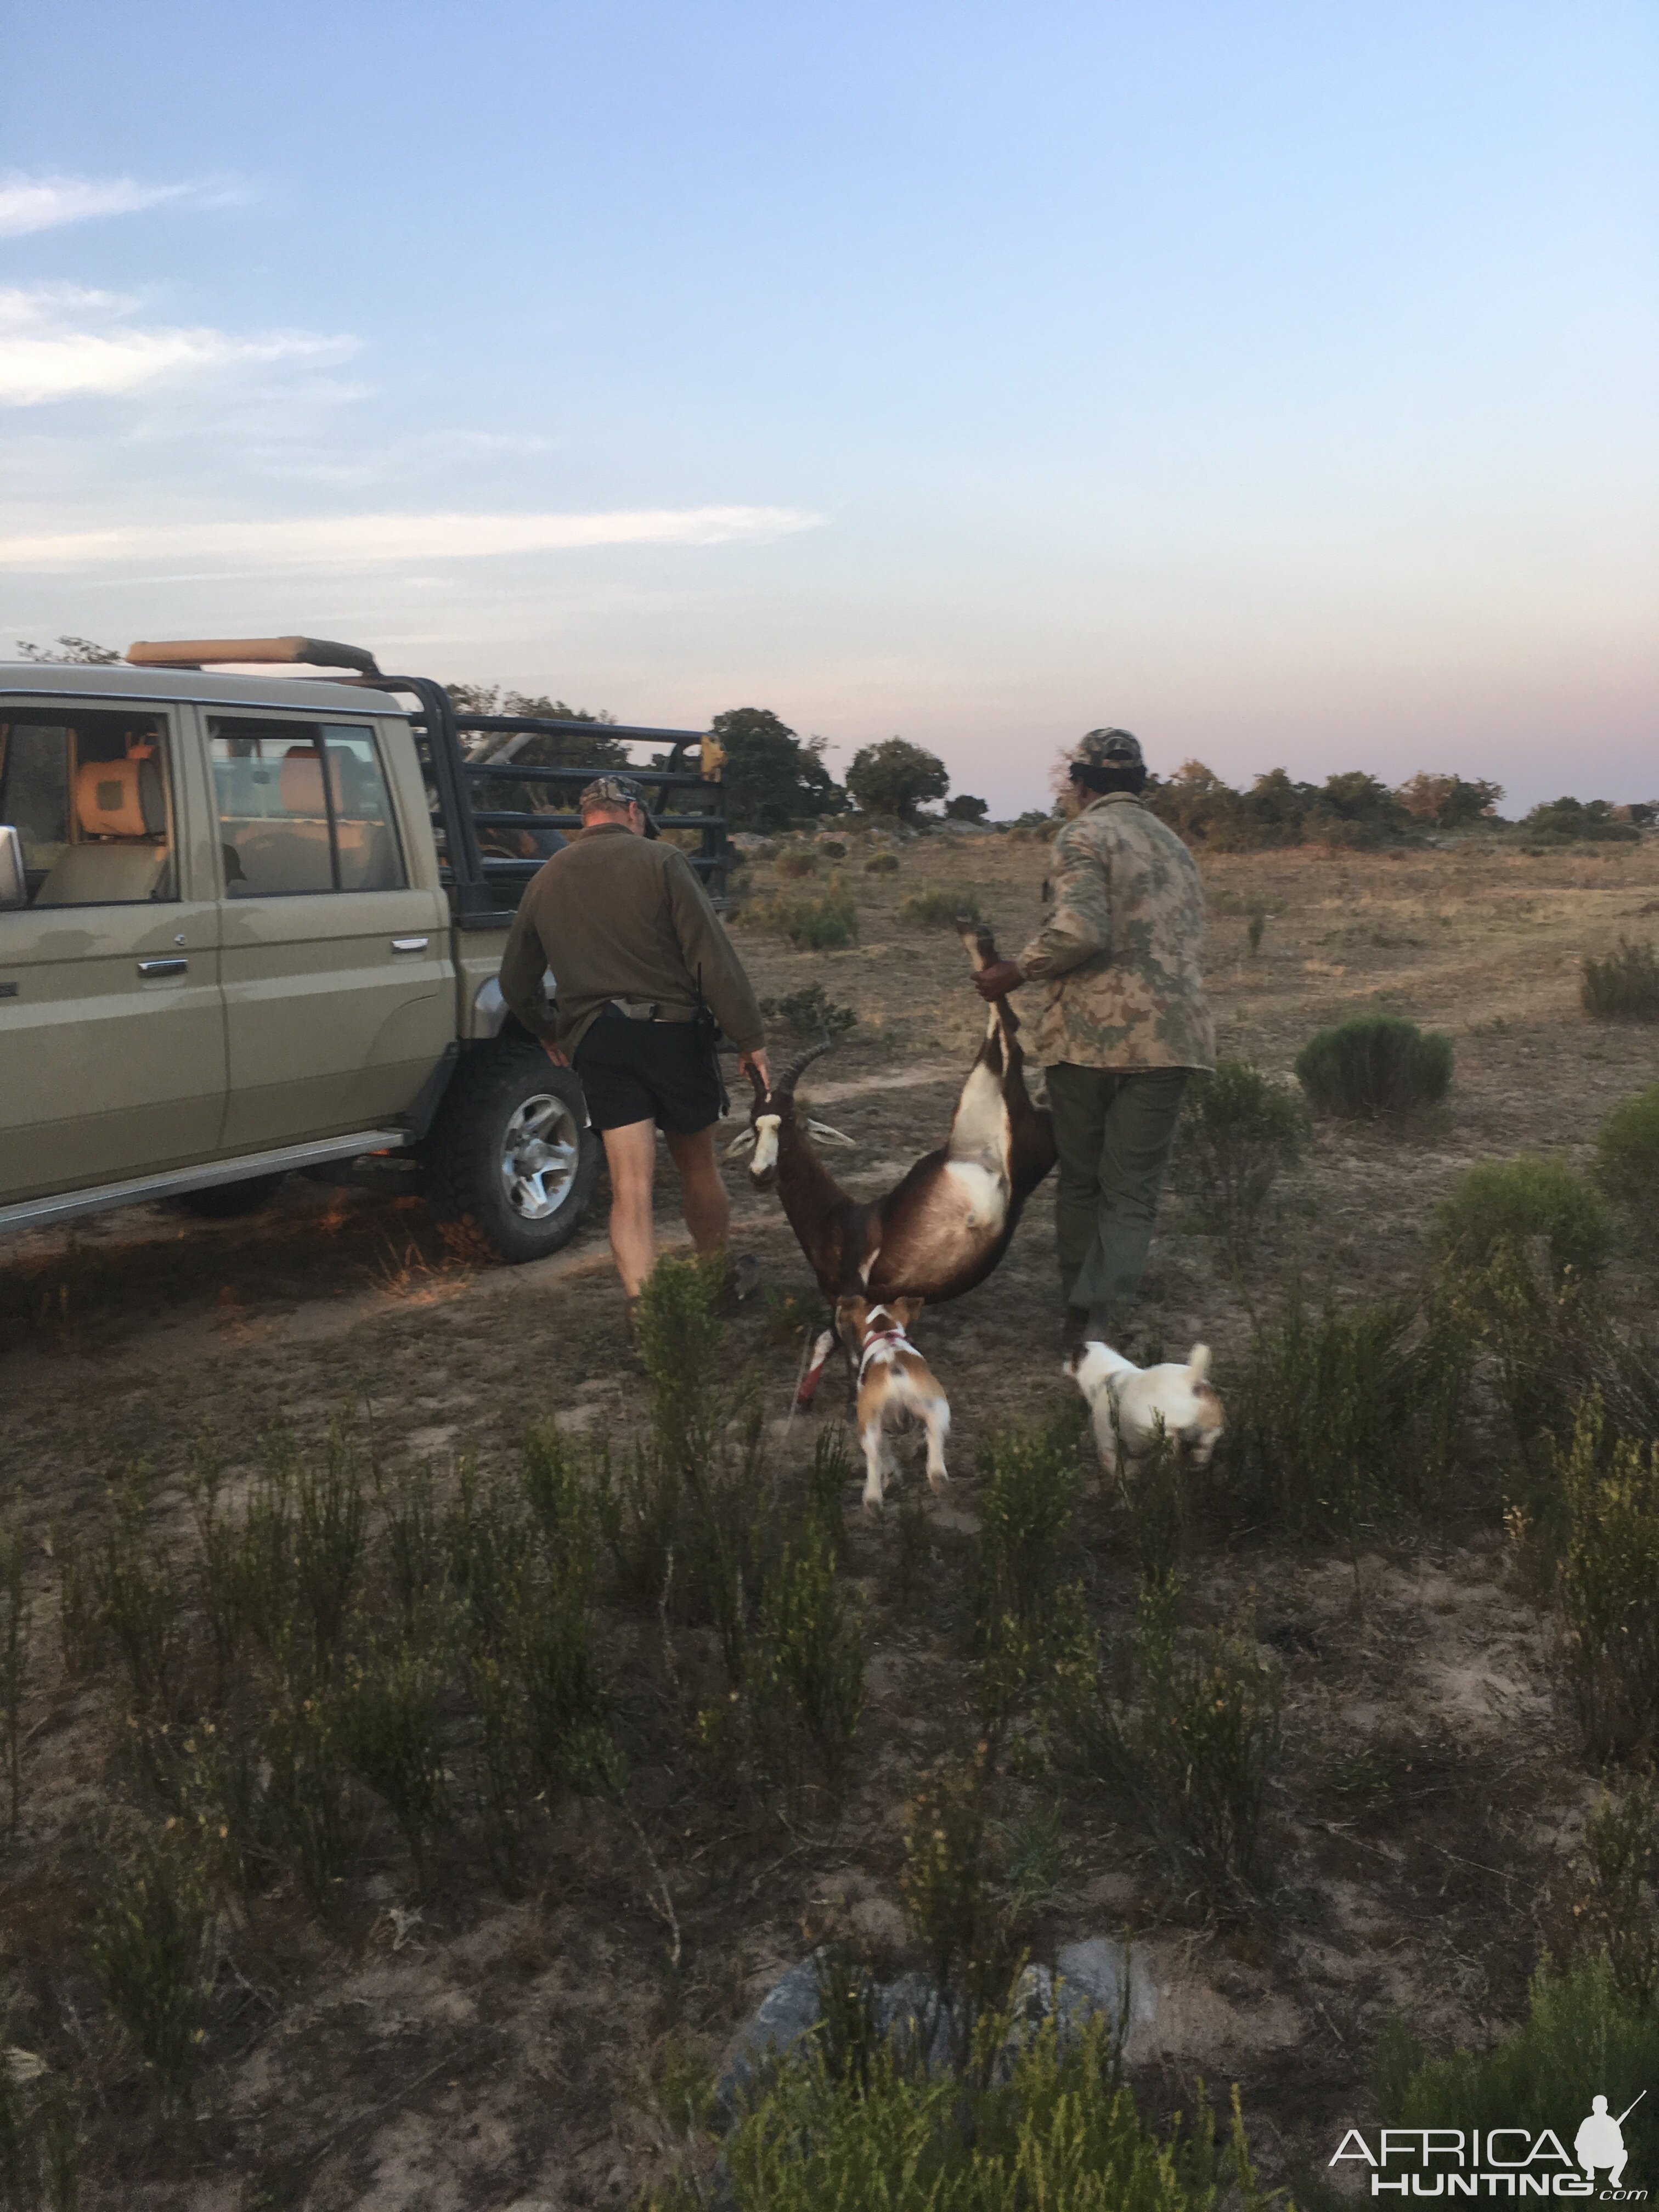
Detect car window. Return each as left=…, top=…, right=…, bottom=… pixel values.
left=0, top=708, right=178, bottom=906
left=210, top=718, right=408, bottom=898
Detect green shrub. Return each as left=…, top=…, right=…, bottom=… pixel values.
left=340, top=1633, right=450, bottom=1880
left=1046, top=1578, right=1282, bottom=1910
left=1596, top=1085, right=1659, bottom=1246
left=1173, top=1060, right=1306, bottom=1261
left=91, top=1829, right=217, bottom=2108
left=1579, top=1767, right=1659, bottom=2012
left=1294, top=1015, right=1452, bottom=1118
left=1435, top=1154, right=1612, bottom=1281
left=296, top=1418, right=366, bottom=1658
left=92, top=1471, right=185, bottom=1717
left=760, top=981, right=858, bottom=1043
left=1229, top=1289, right=1475, bottom=1542
left=752, top=879, right=859, bottom=950
left=264, top=1669, right=353, bottom=1911
left=863, top=851, right=900, bottom=875
left=775, top=848, right=819, bottom=879
left=1558, top=1401, right=1659, bottom=1761
left=974, top=1418, right=1084, bottom=1724
left=900, top=888, right=979, bottom=928
left=748, top=1533, right=865, bottom=1798
left=1583, top=936, right=1659, bottom=1020
left=707, top=2008, right=1260, bottom=2212
left=899, top=1755, right=1014, bottom=2017
left=1375, top=1957, right=1659, bottom=2177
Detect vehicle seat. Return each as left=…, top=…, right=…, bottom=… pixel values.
left=34, top=757, right=169, bottom=906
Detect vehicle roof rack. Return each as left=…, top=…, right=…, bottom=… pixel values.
left=126, top=636, right=382, bottom=676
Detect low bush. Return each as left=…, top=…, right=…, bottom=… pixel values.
left=1435, top=1154, right=1612, bottom=1282
left=1294, top=1015, right=1453, bottom=1118
left=1172, top=1060, right=1306, bottom=1262
left=863, top=851, right=900, bottom=875
left=1229, top=1288, right=1476, bottom=1544
left=1557, top=1400, right=1659, bottom=1761
left=704, top=2009, right=1263, bottom=2212
left=751, top=879, right=859, bottom=950
left=1375, top=1957, right=1659, bottom=2177
left=899, top=1754, right=1017, bottom=2020
left=974, top=1417, right=1084, bottom=1724
left=760, top=981, right=858, bottom=1043
left=91, top=1827, right=217, bottom=2109
left=774, top=848, right=819, bottom=880
left=747, top=1533, right=865, bottom=1798
left=1582, top=936, right=1659, bottom=1020
left=1596, top=1085, right=1659, bottom=1244
left=340, top=1633, right=450, bottom=1882
left=1579, top=1767, right=1659, bottom=2012
left=1046, top=1577, right=1282, bottom=1910
left=900, top=888, right=980, bottom=928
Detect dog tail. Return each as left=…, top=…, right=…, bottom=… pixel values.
left=1188, top=1343, right=1211, bottom=1382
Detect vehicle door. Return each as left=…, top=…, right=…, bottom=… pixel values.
left=0, top=695, right=227, bottom=1205
left=209, top=710, right=453, bottom=1148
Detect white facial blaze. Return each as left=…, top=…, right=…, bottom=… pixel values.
left=750, top=1113, right=782, bottom=1176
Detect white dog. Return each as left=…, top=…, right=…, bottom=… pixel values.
left=1065, top=1341, right=1225, bottom=1475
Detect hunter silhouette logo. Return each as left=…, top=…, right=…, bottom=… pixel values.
left=1577, top=2097, right=1645, bottom=2192
left=1331, top=2098, right=1650, bottom=2199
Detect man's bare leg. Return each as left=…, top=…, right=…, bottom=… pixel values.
left=600, top=1118, right=658, bottom=1296
left=664, top=1125, right=730, bottom=1258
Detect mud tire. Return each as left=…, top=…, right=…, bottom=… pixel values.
left=424, top=1040, right=599, bottom=1263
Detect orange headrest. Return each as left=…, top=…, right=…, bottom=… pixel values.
left=278, top=744, right=342, bottom=814
left=75, top=757, right=165, bottom=839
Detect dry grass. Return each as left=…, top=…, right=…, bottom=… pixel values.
left=1, top=827, right=1657, bottom=2205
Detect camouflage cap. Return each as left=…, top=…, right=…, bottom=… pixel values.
left=579, top=773, right=658, bottom=836
left=1070, top=727, right=1144, bottom=772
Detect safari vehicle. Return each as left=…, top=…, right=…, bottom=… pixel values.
left=0, top=636, right=730, bottom=1261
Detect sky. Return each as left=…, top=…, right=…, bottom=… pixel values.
left=1, top=1, right=1654, bottom=818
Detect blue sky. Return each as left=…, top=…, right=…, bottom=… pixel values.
left=1, top=1, right=1653, bottom=815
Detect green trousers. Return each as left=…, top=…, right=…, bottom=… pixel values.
left=1045, top=1063, right=1189, bottom=1321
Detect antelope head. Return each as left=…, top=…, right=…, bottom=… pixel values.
left=724, top=1041, right=844, bottom=1190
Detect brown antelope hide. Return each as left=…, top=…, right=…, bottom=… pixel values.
left=728, top=919, right=1057, bottom=1406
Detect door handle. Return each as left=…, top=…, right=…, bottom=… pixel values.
left=391, top=936, right=430, bottom=954
left=137, top=957, right=188, bottom=978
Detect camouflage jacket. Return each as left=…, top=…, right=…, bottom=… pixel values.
left=1018, top=793, right=1215, bottom=1070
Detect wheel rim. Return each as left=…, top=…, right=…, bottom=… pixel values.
left=500, top=1093, right=581, bottom=1220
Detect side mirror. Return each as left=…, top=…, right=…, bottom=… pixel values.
left=0, top=827, right=25, bottom=911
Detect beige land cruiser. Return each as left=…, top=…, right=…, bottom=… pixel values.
left=0, top=637, right=730, bottom=1262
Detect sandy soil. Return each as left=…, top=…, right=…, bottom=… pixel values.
left=2, top=828, right=1657, bottom=2209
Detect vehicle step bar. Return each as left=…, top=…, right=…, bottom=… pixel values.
left=0, top=1130, right=410, bottom=1237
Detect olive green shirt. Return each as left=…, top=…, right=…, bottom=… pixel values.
left=499, top=825, right=765, bottom=1057
left=1018, top=792, right=1215, bottom=1071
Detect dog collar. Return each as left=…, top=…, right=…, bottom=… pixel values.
left=858, top=1325, right=909, bottom=1378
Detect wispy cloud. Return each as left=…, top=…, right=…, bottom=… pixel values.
left=0, top=507, right=824, bottom=569
left=0, top=285, right=354, bottom=405
left=0, top=172, right=232, bottom=238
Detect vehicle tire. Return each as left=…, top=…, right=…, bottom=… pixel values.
left=424, top=1040, right=600, bottom=1263
left=173, top=1171, right=289, bottom=1218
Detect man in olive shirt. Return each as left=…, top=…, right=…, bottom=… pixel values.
left=975, top=729, right=1215, bottom=1352
left=499, top=775, right=770, bottom=1308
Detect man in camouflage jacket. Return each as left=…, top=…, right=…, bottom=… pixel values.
left=975, top=728, right=1215, bottom=1349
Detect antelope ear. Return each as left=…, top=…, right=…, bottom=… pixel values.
left=805, top=1119, right=856, bottom=1147
left=723, top=1127, right=758, bottom=1159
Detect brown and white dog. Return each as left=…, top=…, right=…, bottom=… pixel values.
left=836, top=1295, right=951, bottom=1515
left=1065, top=1340, right=1226, bottom=1476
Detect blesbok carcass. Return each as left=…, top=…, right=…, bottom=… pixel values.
left=730, top=919, right=1057, bottom=1403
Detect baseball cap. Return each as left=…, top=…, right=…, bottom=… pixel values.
left=1070, top=728, right=1144, bottom=772
left=579, top=773, right=659, bottom=837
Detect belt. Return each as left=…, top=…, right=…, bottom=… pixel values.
left=604, top=997, right=696, bottom=1023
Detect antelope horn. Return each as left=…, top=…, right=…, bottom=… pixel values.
left=724, top=1127, right=759, bottom=1159
left=806, top=1120, right=855, bottom=1147
left=778, top=1038, right=834, bottom=1092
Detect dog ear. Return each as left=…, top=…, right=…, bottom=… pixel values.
left=895, top=1295, right=924, bottom=1328
left=835, top=1295, right=867, bottom=1338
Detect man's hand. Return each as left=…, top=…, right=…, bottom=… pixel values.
left=739, top=1047, right=771, bottom=1093
left=973, top=959, right=1024, bottom=1001
left=540, top=1037, right=570, bottom=1069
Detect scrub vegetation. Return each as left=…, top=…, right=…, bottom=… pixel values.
left=3, top=824, right=1658, bottom=2206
